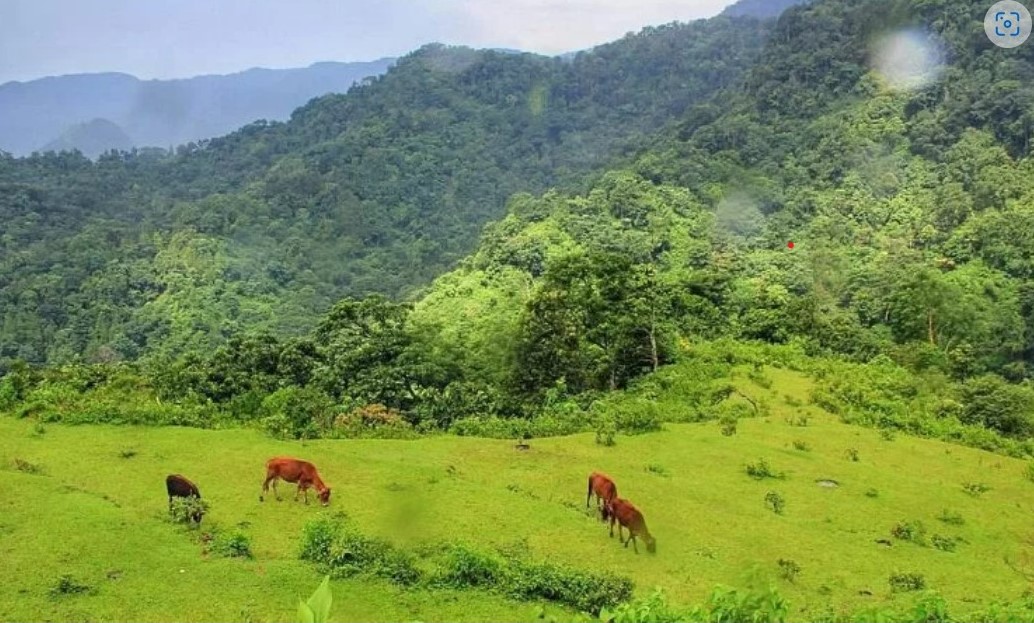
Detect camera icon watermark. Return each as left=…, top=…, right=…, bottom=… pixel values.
left=986, top=1, right=1031, bottom=48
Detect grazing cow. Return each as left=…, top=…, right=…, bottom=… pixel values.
left=165, top=474, right=204, bottom=523
left=605, top=498, right=656, bottom=554
left=587, top=472, right=618, bottom=521
left=260, top=457, right=331, bottom=506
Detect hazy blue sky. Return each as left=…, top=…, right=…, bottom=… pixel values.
left=1, top=0, right=734, bottom=83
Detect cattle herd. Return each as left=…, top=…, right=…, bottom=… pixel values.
left=166, top=460, right=655, bottom=555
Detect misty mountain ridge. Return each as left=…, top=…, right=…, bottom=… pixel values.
left=0, top=59, right=395, bottom=157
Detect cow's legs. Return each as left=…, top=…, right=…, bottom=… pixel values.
left=260, top=475, right=274, bottom=502
left=272, top=478, right=282, bottom=501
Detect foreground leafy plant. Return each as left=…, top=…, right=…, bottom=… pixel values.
left=297, top=575, right=332, bottom=623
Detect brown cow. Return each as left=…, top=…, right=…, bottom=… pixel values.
left=166, top=474, right=204, bottom=523
left=587, top=472, right=618, bottom=521
left=260, top=457, right=331, bottom=506
left=605, top=498, right=656, bottom=554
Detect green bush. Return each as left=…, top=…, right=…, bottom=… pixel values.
left=694, top=583, right=789, bottom=623
left=503, top=558, right=633, bottom=615
left=937, top=509, right=964, bottom=526
left=765, top=491, right=786, bottom=515
left=299, top=515, right=420, bottom=586
left=888, top=572, right=926, bottom=592
left=931, top=534, right=959, bottom=552
left=433, top=544, right=503, bottom=589
left=777, top=559, right=801, bottom=583
left=209, top=528, right=252, bottom=558
left=962, top=482, right=991, bottom=497
left=595, top=416, right=617, bottom=447
left=719, top=413, right=738, bottom=436
left=792, top=440, right=811, bottom=452
left=612, top=399, right=662, bottom=434
left=599, top=589, right=686, bottom=623
left=168, top=496, right=208, bottom=525
left=746, top=458, right=782, bottom=480
left=261, top=386, right=334, bottom=440
left=49, top=574, right=95, bottom=598
left=845, top=448, right=860, bottom=462
left=891, top=520, right=927, bottom=546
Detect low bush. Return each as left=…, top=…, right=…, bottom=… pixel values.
left=765, top=491, right=786, bottom=515
left=777, top=559, right=801, bottom=583
left=168, top=496, right=209, bottom=525
left=49, top=574, right=95, bottom=598
left=746, top=458, right=783, bottom=480
left=211, top=528, right=252, bottom=558
left=891, top=520, right=927, bottom=546
left=962, top=482, right=991, bottom=497
left=299, top=514, right=420, bottom=586
left=503, top=558, right=633, bottom=615
left=792, top=440, right=811, bottom=452
left=331, top=403, right=416, bottom=439
left=433, top=544, right=504, bottom=589
left=888, top=572, right=926, bottom=592
left=937, top=509, right=965, bottom=526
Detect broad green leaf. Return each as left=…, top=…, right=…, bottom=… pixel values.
left=306, top=575, right=333, bottom=623
left=297, top=600, right=315, bottom=623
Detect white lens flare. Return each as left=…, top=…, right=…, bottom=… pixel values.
left=870, top=28, right=946, bottom=92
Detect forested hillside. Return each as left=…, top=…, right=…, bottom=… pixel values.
left=0, top=16, right=772, bottom=368
left=6, top=0, right=1034, bottom=446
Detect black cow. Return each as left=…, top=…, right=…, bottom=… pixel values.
left=166, top=474, right=204, bottom=523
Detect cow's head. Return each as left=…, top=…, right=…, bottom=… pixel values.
left=601, top=500, right=613, bottom=522
left=319, top=487, right=331, bottom=506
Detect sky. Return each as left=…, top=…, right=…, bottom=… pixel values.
left=0, top=0, right=734, bottom=84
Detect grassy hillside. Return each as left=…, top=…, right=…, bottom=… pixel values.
left=5, top=366, right=1034, bottom=621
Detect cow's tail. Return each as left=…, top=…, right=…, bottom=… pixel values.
left=586, top=475, right=593, bottom=508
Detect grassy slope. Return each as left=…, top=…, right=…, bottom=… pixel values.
left=3, top=367, right=1034, bottom=622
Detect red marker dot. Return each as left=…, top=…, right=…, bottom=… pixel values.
left=787, top=241, right=795, bottom=249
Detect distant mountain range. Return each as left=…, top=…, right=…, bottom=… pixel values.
left=0, top=59, right=394, bottom=157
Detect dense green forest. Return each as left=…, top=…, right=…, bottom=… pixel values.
left=5, top=0, right=1034, bottom=454
left=0, top=15, right=771, bottom=367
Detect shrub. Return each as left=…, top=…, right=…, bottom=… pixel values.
left=49, top=574, right=95, bottom=597
left=434, top=544, right=503, bottom=589
left=299, top=515, right=420, bottom=586
left=960, top=374, right=1034, bottom=438
left=888, top=572, right=926, bottom=592
left=612, top=399, right=662, bottom=435
left=719, top=413, right=738, bottom=436
left=746, top=458, right=782, bottom=480
left=845, top=448, right=860, bottom=462
left=1025, top=462, right=1034, bottom=484
left=787, top=414, right=810, bottom=427
left=595, top=416, right=617, bottom=447
left=261, top=386, right=334, bottom=440
left=777, top=559, right=801, bottom=583
left=12, top=458, right=44, bottom=475
left=962, top=482, right=991, bottom=497
left=168, top=497, right=209, bottom=525
left=694, top=583, right=789, bottom=623
left=211, top=529, right=252, bottom=558
left=880, top=428, right=897, bottom=441
left=503, top=558, right=633, bottom=615
left=332, top=403, right=415, bottom=439
left=792, top=440, right=811, bottom=452
left=646, top=464, right=670, bottom=478
left=937, top=509, right=964, bottom=526
left=765, top=491, right=786, bottom=515
left=748, top=365, right=773, bottom=389
left=931, top=534, right=959, bottom=552
left=891, top=520, right=927, bottom=546
left=599, top=589, right=686, bottom=623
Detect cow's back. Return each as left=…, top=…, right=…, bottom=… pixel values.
left=267, top=457, right=315, bottom=482
left=166, top=474, right=200, bottom=498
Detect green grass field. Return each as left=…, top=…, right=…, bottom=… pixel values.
left=3, top=367, right=1034, bottom=622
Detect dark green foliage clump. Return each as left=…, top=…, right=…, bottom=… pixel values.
left=891, top=520, right=927, bottom=546
left=777, top=559, right=800, bottom=583
left=49, top=575, right=95, bottom=598
left=888, top=572, right=926, bottom=592
left=765, top=491, right=786, bottom=515
left=746, top=458, right=782, bottom=480
left=299, top=515, right=419, bottom=586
